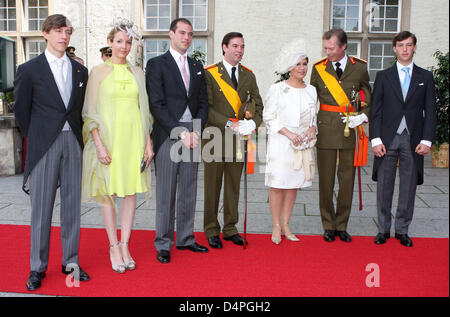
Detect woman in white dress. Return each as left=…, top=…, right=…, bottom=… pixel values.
left=263, top=39, right=319, bottom=244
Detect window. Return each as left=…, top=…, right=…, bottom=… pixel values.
left=369, top=0, right=401, bottom=33
left=144, top=38, right=170, bottom=61
left=0, top=0, right=50, bottom=64
left=26, top=39, right=46, bottom=60
left=347, top=40, right=361, bottom=57
left=0, top=0, right=16, bottom=31
left=25, top=0, right=49, bottom=31
left=331, top=0, right=362, bottom=33
left=144, top=0, right=171, bottom=31
left=368, top=41, right=395, bottom=85
left=325, top=0, right=410, bottom=85
left=142, top=0, right=213, bottom=67
left=179, top=0, right=207, bottom=31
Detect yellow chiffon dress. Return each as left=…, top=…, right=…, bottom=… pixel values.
left=99, top=62, right=147, bottom=197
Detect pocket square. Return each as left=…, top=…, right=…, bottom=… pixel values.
left=419, top=83, right=424, bottom=86
left=79, top=82, right=84, bottom=88
left=197, top=71, right=202, bottom=75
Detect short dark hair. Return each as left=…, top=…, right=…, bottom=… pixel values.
left=100, top=46, right=112, bottom=57
left=221, top=32, right=244, bottom=55
left=42, top=14, right=73, bottom=33
left=323, top=28, right=347, bottom=47
left=392, top=31, right=417, bottom=47
left=169, top=18, right=193, bottom=32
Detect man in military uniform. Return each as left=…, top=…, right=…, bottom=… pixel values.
left=202, top=32, right=263, bottom=249
left=310, top=28, right=371, bottom=243
left=100, top=46, right=112, bottom=62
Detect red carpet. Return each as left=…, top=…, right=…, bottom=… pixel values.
left=0, top=224, right=448, bottom=297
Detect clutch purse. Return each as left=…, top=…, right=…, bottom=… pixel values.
left=140, top=158, right=147, bottom=173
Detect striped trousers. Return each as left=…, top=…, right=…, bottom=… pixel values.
left=29, top=131, right=82, bottom=272
left=154, top=122, right=199, bottom=252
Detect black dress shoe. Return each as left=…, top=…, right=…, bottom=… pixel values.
left=176, top=242, right=209, bottom=253
left=26, top=271, right=46, bottom=291
left=374, top=233, right=390, bottom=245
left=223, top=234, right=244, bottom=246
left=62, top=265, right=90, bottom=281
left=208, top=236, right=223, bottom=249
left=157, top=250, right=170, bottom=263
left=323, top=230, right=336, bottom=242
left=336, top=230, right=352, bottom=242
left=395, top=233, right=413, bottom=247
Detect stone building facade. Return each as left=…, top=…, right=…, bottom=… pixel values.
left=1, top=0, right=448, bottom=97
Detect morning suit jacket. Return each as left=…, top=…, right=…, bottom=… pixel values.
left=14, top=53, right=88, bottom=192
left=369, top=64, right=436, bottom=185
left=145, top=51, right=209, bottom=155
left=310, top=56, right=371, bottom=150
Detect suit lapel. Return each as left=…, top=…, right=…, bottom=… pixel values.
left=325, top=61, right=339, bottom=81
left=237, top=64, right=250, bottom=100
left=66, top=58, right=78, bottom=111
left=187, top=57, right=197, bottom=97
left=388, top=66, right=404, bottom=103
left=37, top=53, right=67, bottom=111
left=217, top=62, right=234, bottom=88
left=164, top=51, right=187, bottom=95
left=340, top=57, right=356, bottom=81
left=405, top=64, right=423, bottom=103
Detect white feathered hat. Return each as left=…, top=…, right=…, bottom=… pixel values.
left=274, top=38, right=308, bottom=74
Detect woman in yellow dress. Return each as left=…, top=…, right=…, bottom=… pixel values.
left=82, top=20, right=154, bottom=273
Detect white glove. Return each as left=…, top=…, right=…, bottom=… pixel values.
left=348, top=114, right=368, bottom=128
left=341, top=114, right=368, bottom=129
left=238, top=119, right=256, bottom=136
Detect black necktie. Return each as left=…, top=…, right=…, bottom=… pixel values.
left=231, top=67, right=238, bottom=89
left=335, top=62, right=343, bottom=79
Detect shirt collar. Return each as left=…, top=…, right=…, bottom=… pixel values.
left=332, top=55, right=348, bottom=68
left=169, top=46, right=188, bottom=63
left=45, top=49, right=70, bottom=65
left=396, top=61, right=414, bottom=73
left=222, top=59, right=239, bottom=74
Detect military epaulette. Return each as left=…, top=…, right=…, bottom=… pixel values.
left=240, top=64, right=253, bottom=73
left=313, top=57, right=328, bottom=65
left=204, top=63, right=218, bottom=71
left=349, top=56, right=368, bottom=64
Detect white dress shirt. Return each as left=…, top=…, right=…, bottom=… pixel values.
left=332, top=55, right=348, bottom=73
left=222, top=59, right=239, bottom=83
left=45, top=49, right=72, bottom=131
left=371, top=61, right=431, bottom=148
left=169, top=47, right=193, bottom=122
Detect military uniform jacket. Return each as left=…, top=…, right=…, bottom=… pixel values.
left=310, top=56, right=371, bottom=150
left=203, top=62, right=263, bottom=159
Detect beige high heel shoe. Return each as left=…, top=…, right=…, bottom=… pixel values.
left=110, top=242, right=126, bottom=273
left=271, top=224, right=282, bottom=245
left=120, top=242, right=136, bottom=270
left=282, top=224, right=300, bottom=242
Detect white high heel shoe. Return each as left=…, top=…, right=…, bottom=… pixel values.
left=110, top=242, right=126, bottom=274
left=120, top=242, right=136, bottom=271
left=271, top=224, right=282, bottom=245
left=282, top=224, right=300, bottom=242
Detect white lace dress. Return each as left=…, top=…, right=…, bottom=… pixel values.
left=263, top=82, right=319, bottom=189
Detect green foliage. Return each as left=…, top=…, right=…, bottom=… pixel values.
left=430, top=50, right=449, bottom=148
left=189, top=49, right=206, bottom=65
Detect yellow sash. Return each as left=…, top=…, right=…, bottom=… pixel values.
left=315, top=62, right=350, bottom=107
left=207, top=65, right=242, bottom=117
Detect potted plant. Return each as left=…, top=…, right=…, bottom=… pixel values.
left=429, top=50, right=449, bottom=168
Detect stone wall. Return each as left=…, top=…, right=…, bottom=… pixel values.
left=213, top=0, right=324, bottom=99
left=410, top=0, right=449, bottom=69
